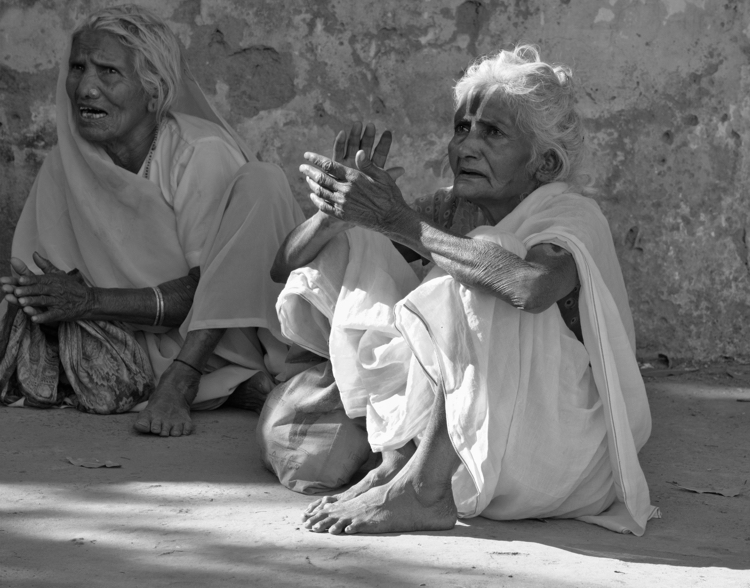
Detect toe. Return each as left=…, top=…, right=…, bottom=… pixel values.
left=305, top=498, right=323, bottom=513
left=304, top=508, right=330, bottom=529
left=170, top=423, right=184, bottom=437
left=344, top=522, right=361, bottom=534
left=133, top=414, right=151, bottom=433
left=329, top=519, right=350, bottom=535
left=311, top=516, right=336, bottom=533
left=149, top=418, right=163, bottom=435
left=183, top=420, right=194, bottom=435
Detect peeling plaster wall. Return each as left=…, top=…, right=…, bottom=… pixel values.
left=1, top=0, right=749, bottom=362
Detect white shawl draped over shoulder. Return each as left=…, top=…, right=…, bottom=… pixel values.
left=277, top=182, right=658, bottom=536
left=6, top=40, right=301, bottom=406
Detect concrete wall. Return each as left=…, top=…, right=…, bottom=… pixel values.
left=1, top=0, right=748, bottom=362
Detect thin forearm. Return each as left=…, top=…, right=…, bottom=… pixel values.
left=85, top=269, right=199, bottom=327
left=379, top=206, right=558, bottom=311
left=271, top=212, right=351, bottom=283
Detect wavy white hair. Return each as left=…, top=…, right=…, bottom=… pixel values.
left=454, top=45, right=590, bottom=189
left=72, top=4, right=182, bottom=123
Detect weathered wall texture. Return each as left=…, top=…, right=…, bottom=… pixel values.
left=1, top=0, right=749, bottom=361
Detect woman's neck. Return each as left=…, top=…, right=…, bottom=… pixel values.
left=101, top=119, right=159, bottom=174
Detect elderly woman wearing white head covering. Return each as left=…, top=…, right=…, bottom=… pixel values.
left=0, top=5, right=304, bottom=435
left=270, top=46, right=658, bottom=535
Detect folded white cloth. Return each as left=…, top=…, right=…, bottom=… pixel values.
left=277, top=182, right=659, bottom=535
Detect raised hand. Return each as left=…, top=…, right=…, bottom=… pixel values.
left=332, top=122, right=404, bottom=181
left=299, top=150, right=410, bottom=231
left=4, top=253, right=93, bottom=324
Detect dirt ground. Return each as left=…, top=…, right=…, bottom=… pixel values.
left=1, top=367, right=749, bottom=588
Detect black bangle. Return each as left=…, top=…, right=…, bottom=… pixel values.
left=173, top=358, right=202, bottom=375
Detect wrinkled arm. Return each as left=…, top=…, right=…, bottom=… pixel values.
left=381, top=206, right=578, bottom=313
left=270, top=212, right=352, bottom=284
left=2, top=254, right=200, bottom=326
left=87, top=267, right=200, bottom=326
left=299, top=153, right=578, bottom=313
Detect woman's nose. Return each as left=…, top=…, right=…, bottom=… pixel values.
left=78, top=71, right=101, bottom=100
left=456, top=132, right=480, bottom=158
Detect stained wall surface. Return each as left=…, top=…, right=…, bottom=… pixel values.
left=1, top=0, right=748, bottom=362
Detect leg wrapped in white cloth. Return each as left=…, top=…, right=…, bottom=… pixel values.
left=276, top=187, right=658, bottom=535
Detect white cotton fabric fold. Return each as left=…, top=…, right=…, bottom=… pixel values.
left=10, top=39, right=299, bottom=407
left=276, top=182, right=658, bottom=535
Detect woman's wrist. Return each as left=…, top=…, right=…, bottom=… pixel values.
left=316, top=210, right=353, bottom=233
left=378, top=202, right=421, bottom=246
left=79, top=286, right=101, bottom=320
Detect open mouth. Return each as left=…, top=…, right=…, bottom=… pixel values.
left=78, top=106, right=107, bottom=120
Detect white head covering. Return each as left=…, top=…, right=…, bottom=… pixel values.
left=12, top=41, right=253, bottom=289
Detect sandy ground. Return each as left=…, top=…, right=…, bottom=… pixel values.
left=1, top=369, right=749, bottom=588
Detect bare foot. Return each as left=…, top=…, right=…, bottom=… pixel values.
left=133, top=362, right=199, bottom=436
left=225, top=371, right=276, bottom=412
left=302, top=442, right=416, bottom=521
left=302, top=464, right=457, bottom=535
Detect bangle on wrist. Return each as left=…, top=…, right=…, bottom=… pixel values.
left=173, top=357, right=202, bottom=375
left=152, top=286, right=164, bottom=327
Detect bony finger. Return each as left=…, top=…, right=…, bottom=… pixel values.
left=18, top=295, right=46, bottom=307
left=30, top=309, right=56, bottom=323
left=360, top=122, right=377, bottom=158
left=14, top=284, right=43, bottom=297
left=305, top=176, right=335, bottom=198
left=299, top=163, right=324, bottom=180
left=33, top=252, right=63, bottom=275
left=332, top=130, right=347, bottom=162
left=345, top=121, right=364, bottom=158
left=302, top=152, right=342, bottom=177
left=10, top=257, right=34, bottom=277
left=372, top=130, right=394, bottom=168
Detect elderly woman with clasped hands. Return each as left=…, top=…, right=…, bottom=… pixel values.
left=0, top=4, right=303, bottom=435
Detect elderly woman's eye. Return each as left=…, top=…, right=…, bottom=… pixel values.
left=454, top=122, right=470, bottom=133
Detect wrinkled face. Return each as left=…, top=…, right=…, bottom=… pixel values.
left=448, top=90, right=537, bottom=218
left=66, top=30, right=154, bottom=149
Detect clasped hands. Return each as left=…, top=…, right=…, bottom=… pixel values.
left=299, top=122, right=408, bottom=231
left=0, top=252, right=93, bottom=324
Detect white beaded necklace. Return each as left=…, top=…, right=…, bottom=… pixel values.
left=142, top=122, right=160, bottom=179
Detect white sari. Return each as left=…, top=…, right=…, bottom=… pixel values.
left=5, top=41, right=303, bottom=408
left=277, top=182, right=659, bottom=535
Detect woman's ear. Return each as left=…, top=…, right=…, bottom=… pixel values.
left=535, top=150, right=562, bottom=182
left=147, top=97, right=157, bottom=113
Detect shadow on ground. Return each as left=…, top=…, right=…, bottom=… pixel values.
left=0, top=369, right=748, bottom=587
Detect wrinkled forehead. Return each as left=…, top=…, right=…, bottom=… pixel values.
left=70, top=29, right=133, bottom=64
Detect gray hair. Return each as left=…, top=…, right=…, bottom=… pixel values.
left=72, top=4, right=182, bottom=123
left=454, top=45, right=589, bottom=188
